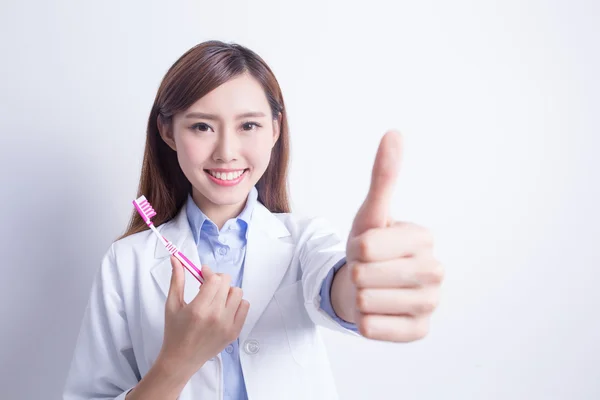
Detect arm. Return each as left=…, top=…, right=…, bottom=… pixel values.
left=125, top=357, right=194, bottom=400
left=298, top=218, right=361, bottom=335
left=330, top=263, right=357, bottom=324
left=318, top=259, right=359, bottom=330
left=63, top=245, right=192, bottom=400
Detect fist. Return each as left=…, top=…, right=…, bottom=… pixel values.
left=346, top=131, right=444, bottom=342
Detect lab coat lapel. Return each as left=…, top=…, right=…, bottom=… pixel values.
left=239, top=203, right=293, bottom=340
left=150, top=202, right=202, bottom=305
left=149, top=201, right=294, bottom=338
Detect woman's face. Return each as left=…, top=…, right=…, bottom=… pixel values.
left=162, top=73, right=280, bottom=218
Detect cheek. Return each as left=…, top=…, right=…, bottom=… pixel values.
left=178, top=137, right=211, bottom=165
left=249, top=137, right=275, bottom=169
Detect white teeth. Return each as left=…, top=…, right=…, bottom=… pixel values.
left=209, top=170, right=244, bottom=181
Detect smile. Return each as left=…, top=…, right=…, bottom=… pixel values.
left=204, top=169, right=249, bottom=186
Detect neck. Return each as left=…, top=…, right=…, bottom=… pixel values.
left=192, top=190, right=247, bottom=231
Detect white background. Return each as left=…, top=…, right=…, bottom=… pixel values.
left=1, top=0, right=599, bottom=399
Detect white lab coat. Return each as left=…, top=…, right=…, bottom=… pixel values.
left=63, top=200, right=361, bottom=400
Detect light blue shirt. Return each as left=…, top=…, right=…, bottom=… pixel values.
left=185, top=186, right=358, bottom=400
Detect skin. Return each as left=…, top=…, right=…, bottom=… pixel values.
left=129, top=73, right=280, bottom=399
left=160, top=72, right=281, bottom=230
left=331, top=132, right=444, bottom=342
left=127, top=74, right=444, bottom=399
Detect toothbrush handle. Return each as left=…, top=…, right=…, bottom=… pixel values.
left=174, top=249, right=205, bottom=284
left=147, top=224, right=205, bottom=284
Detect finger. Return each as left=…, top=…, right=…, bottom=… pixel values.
left=233, top=299, right=250, bottom=334
left=200, top=264, right=216, bottom=283
left=350, top=131, right=403, bottom=236
left=225, top=286, right=243, bottom=309
left=347, top=222, right=433, bottom=262
left=358, top=314, right=430, bottom=342
left=210, top=273, right=232, bottom=309
left=351, top=257, right=443, bottom=289
left=167, top=256, right=185, bottom=310
left=356, top=287, right=439, bottom=316
left=224, top=286, right=243, bottom=318
left=189, top=266, right=220, bottom=308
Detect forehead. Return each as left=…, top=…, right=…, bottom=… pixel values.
left=187, top=73, right=270, bottom=115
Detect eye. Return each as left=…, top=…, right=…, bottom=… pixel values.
left=191, top=123, right=213, bottom=133
left=242, top=122, right=262, bottom=131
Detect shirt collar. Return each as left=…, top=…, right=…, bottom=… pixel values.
left=186, top=186, right=258, bottom=243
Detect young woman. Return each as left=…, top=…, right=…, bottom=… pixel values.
left=63, top=40, right=443, bottom=400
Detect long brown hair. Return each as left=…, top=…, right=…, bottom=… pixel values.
left=117, top=40, right=290, bottom=241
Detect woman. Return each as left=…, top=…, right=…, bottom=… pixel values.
left=63, top=40, right=443, bottom=400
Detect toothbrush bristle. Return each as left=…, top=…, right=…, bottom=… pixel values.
left=140, top=199, right=157, bottom=219
left=133, top=195, right=157, bottom=221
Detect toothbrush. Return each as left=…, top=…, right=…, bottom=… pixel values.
left=133, top=195, right=205, bottom=284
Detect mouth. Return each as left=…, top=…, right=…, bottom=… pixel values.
left=204, top=168, right=249, bottom=187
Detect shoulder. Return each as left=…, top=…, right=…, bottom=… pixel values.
left=100, top=218, right=175, bottom=274
left=111, top=226, right=157, bottom=258
left=264, top=207, right=344, bottom=244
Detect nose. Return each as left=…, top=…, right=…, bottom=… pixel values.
left=212, top=128, right=239, bottom=163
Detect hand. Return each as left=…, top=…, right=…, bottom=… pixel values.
left=346, top=131, right=444, bottom=342
left=157, top=257, right=250, bottom=376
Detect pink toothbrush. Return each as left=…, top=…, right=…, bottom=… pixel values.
left=133, top=195, right=205, bottom=284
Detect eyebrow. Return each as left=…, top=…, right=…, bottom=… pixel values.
left=184, top=111, right=267, bottom=120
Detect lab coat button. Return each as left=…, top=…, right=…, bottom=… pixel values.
left=219, top=247, right=228, bottom=255
left=243, top=339, right=260, bottom=354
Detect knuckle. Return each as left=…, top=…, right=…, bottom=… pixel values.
left=190, top=308, right=205, bottom=322
left=420, top=260, right=444, bottom=284
left=357, top=317, right=371, bottom=337
left=356, top=289, right=370, bottom=312
left=412, top=319, right=430, bottom=340
left=430, top=261, right=445, bottom=283
left=357, top=233, right=374, bottom=260
left=420, top=228, right=434, bottom=248
left=415, top=298, right=437, bottom=314
left=351, top=263, right=367, bottom=286
left=206, top=310, right=221, bottom=324
left=220, top=277, right=232, bottom=289
left=357, top=315, right=374, bottom=338
left=229, top=287, right=243, bottom=302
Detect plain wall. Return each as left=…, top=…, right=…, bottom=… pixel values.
left=0, top=0, right=598, bottom=399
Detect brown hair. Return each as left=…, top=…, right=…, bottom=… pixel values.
left=117, top=40, right=290, bottom=241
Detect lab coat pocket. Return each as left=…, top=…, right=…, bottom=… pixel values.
left=274, top=281, right=316, bottom=366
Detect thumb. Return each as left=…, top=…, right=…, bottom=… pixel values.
left=167, top=256, right=185, bottom=310
left=351, top=131, right=403, bottom=235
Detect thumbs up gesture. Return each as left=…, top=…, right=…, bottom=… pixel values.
left=345, top=131, right=444, bottom=342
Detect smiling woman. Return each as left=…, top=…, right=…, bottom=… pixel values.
left=158, top=73, right=283, bottom=229
left=63, top=39, right=443, bottom=400
left=119, top=41, right=291, bottom=237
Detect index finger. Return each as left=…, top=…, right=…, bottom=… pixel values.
left=189, top=265, right=220, bottom=308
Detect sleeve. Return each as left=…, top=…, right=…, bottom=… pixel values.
left=298, top=217, right=362, bottom=336
left=318, top=257, right=360, bottom=332
left=63, top=244, right=140, bottom=400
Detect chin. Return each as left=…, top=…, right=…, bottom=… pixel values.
left=199, top=182, right=253, bottom=204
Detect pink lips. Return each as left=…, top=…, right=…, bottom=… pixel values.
left=205, top=169, right=248, bottom=187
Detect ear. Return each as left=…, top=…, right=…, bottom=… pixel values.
left=272, top=112, right=282, bottom=145
left=157, top=114, right=177, bottom=151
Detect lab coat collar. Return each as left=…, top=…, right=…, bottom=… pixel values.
left=185, top=186, right=258, bottom=243
left=151, top=199, right=293, bottom=340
